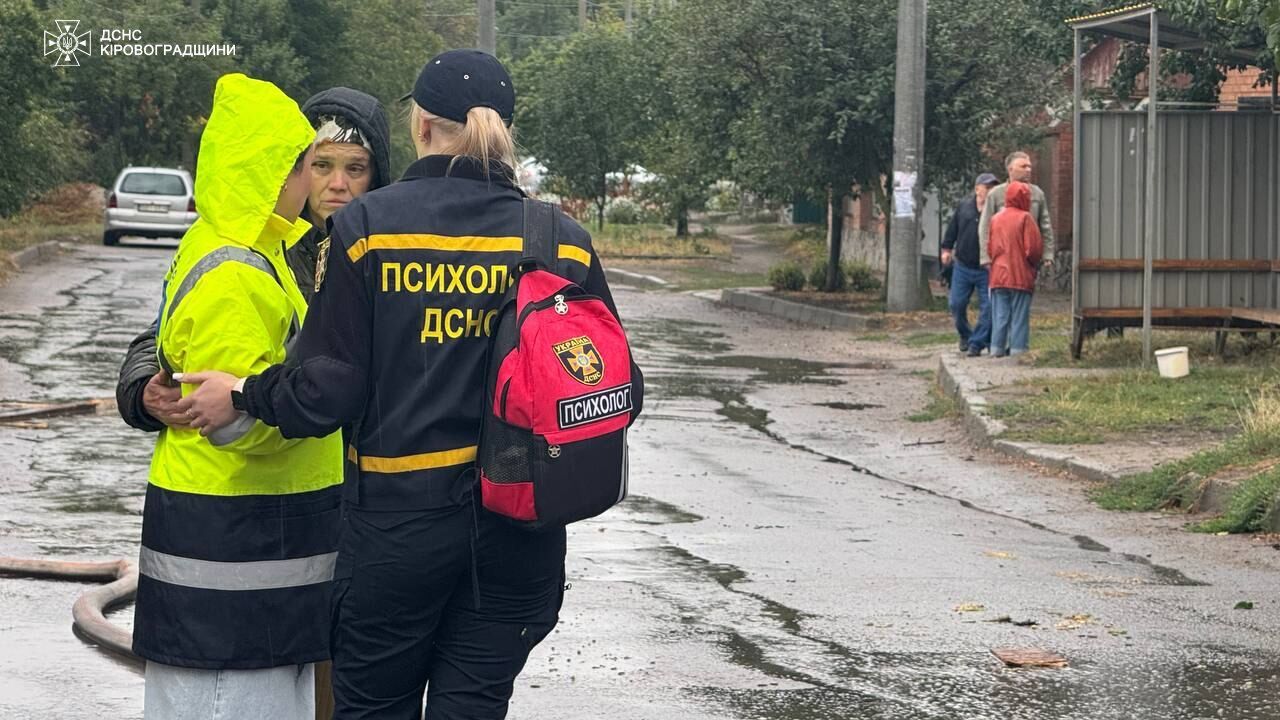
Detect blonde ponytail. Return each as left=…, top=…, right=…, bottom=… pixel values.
left=420, top=105, right=518, bottom=179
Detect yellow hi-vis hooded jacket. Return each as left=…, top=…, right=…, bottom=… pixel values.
left=150, top=74, right=341, bottom=495
left=135, top=74, right=342, bottom=670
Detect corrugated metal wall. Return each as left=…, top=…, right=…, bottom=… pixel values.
left=1076, top=111, right=1278, bottom=312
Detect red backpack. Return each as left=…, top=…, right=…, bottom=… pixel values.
left=478, top=199, right=640, bottom=529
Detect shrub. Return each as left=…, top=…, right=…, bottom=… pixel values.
left=705, top=181, right=742, bottom=213
left=768, top=262, right=806, bottom=291
left=844, top=261, right=882, bottom=292
left=604, top=197, right=645, bottom=225
left=808, top=259, right=847, bottom=292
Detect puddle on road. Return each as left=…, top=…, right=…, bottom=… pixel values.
left=636, top=526, right=1264, bottom=720
left=621, top=495, right=705, bottom=525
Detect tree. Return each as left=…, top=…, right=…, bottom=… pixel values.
left=496, top=0, right=577, bottom=64
left=1109, top=1, right=1274, bottom=106
left=516, top=18, right=645, bottom=230
left=0, top=0, right=85, bottom=215
left=656, top=0, right=1091, bottom=289
left=1221, top=0, right=1280, bottom=62
left=629, top=12, right=719, bottom=237
left=328, top=0, right=459, bottom=175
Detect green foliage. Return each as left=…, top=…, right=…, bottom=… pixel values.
left=767, top=262, right=806, bottom=292
left=808, top=259, right=847, bottom=292
left=1195, top=468, right=1280, bottom=533
left=0, top=0, right=86, bottom=214
left=907, top=384, right=961, bottom=423
left=1113, top=1, right=1274, bottom=106
left=326, top=0, right=455, bottom=174
left=844, top=261, right=881, bottom=292
left=497, top=0, right=578, bottom=64
left=657, top=0, right=1093, bottom=210
left=516, top=18, right=646, bottom=229
left=994, top=367, right=1275, bottom=445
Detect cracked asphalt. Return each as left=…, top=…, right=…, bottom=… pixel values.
left=1, top=242, right=1279, bottom=719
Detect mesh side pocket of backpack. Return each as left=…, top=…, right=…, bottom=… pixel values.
left=478, top=414, right=534, bottom=486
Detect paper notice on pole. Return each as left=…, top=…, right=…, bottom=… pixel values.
left=893, top=171, right=917, bottom=218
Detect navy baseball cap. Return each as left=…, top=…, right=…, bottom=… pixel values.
left=975, top=172, right=999, bottom=186
left=399, top=49, right=515, bottom=127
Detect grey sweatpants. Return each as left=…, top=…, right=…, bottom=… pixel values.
left=143, top=661, right=315, bottom=720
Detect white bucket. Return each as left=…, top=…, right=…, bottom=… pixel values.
left=1154, top=346, right=1190, bottom=379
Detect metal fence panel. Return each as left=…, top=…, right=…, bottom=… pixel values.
left=1076, top=111, right=1278, bottom=313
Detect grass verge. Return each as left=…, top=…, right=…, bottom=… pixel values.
left=1094, top=388, right=1280, bottom=533
left=0, top=220, right=99, bottom=254
left=592, top=224, right=729, bottom=259
left=991, top=366, right=1275, bottom=445
left=908, top=380, right=961, bottom=423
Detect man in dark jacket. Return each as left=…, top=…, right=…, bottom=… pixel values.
left=117, top=87, right=391, bottom=433
left=941, top=173, right=999, bottom=356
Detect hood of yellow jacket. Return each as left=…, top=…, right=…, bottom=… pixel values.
left=193, top=73, right=315, bottom=246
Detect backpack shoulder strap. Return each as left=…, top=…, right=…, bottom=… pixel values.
left=520, top=198, right=560, bottom=274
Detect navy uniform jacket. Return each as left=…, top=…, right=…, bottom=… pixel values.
left=242, top=155, right=635, bottom=511
left=942, top=193, right=983, bottom=270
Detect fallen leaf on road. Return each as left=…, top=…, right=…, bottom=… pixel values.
left=984, top=550, right=1016, bottom=560
left=991, top=647, right=1068, bottom=668
left=1234, top=601, right=1255, bottom=610
left=954, top=603, right=986, bottom=613
left=1055, top=614, right=1094, bottom=631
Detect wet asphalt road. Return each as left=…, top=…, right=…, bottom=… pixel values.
left=1, top=243, right=1280, bottom=720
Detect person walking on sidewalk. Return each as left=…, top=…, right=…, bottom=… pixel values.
left=987, top=181, right=1043, bottom=357
left=978, top=151, right=1055, bottom=280
left=942, top=173, right=999, bottom=356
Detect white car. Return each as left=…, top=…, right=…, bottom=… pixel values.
left=103, top=167, right=197, bottom=246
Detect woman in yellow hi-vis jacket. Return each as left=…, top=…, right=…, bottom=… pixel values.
left=135, top=73, right=343, bottom=720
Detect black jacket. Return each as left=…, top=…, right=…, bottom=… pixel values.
left=242, top=155, right=639, bottom=511
left=117, top=87, right=393, bottom=432
left=942, top=194, right=983, bottom=269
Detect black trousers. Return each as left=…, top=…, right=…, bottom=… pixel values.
left=330, top=496, right=566, bottom=719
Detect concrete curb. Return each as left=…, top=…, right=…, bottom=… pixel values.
left=936, top=353, right=1119, bottom=484
left=719, top=288, right=885, bottom=332
left=7, top=241, right=65, bottom=271
left=606, top=267, right=669, bottom=287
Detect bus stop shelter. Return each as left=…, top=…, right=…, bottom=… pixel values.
left=1067, top=4, right=1278, bottom=361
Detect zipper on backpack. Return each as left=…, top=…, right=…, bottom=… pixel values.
left=517, top=291, right=602, bottom=326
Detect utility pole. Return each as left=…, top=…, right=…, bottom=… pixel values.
left=625, top=0, right=634, bottom=32
left=579, top=0, right=588, bottom=30
left=477, top=0, right=495, bottom=54
left=886, top=0, right=927, bottom=312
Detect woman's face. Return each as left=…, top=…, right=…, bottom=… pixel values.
left=308, top=142, right=372, bottom=223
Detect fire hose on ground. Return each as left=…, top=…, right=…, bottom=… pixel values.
left=0, top=556, right=141, bottom=663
